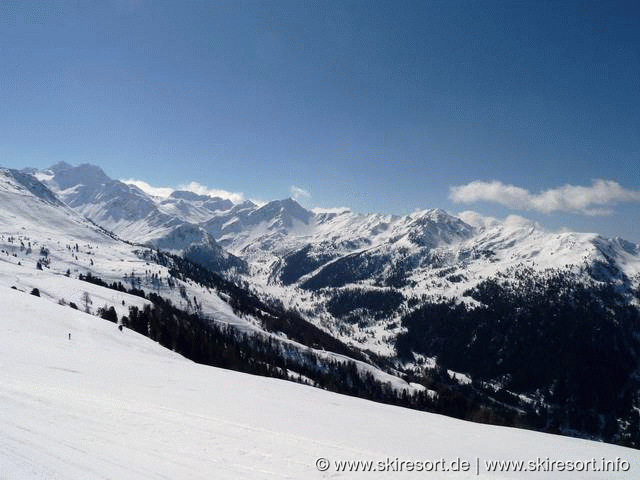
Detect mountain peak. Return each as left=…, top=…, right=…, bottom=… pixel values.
left=49, top=163, right=112, bottom=190
left=48, top=161, right=73, bottom=173
left=410, top=208, right=456, bottom=222
left=251, top=198, right=313, bottom=227
left=402, top=208, right=474, bottom=247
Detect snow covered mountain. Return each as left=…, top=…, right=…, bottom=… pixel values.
left=18, top=162, right=640, bottom=447
left=35, top=162, right=179, bottom=241
left=39, top=162, right=634, bottom=301
left=33, top=162, right=245, bottom=273
left=157, top=189, right=235, bottom=223
left=1, top=168, right=117, bottom=244
left=185, top=187, right=640, bottom=358
left=0, top=166, right=422, bottom=402
left=36, top=162, right=639, bottom=304
left=27, top=162, right=640, bottom=358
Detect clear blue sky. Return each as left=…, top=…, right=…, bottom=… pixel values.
left=1, top=1, right=639, bottom=240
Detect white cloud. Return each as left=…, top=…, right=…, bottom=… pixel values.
left=121, top=179, right=245, bottom=204
left=290, top=185, right=311, bottom=201
left=450, top=179, right=640, bottom=216
left=122, top=179, right=174, bottom=198
left=178, top=181, right=245, bottom=204
left=456, top=210, right=500, bottom=230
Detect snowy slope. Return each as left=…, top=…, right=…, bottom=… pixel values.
left=1, top=286, right=638, bottom=480
left=0, top=166, right=251, bottom=328
left=0, top=168, right=113, bottom=244
left=0, top=165, right=419, bottom=393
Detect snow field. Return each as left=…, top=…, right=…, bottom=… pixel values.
left=1, top=287, right=638, bottom=479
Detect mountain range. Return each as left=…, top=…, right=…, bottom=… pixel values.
left=31, top=163, right=640, bottom=350
left=3, top=161, right=640, bottom=447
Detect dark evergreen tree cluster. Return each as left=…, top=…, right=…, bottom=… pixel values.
left=300, top=250, right=389, bottom=290
left=97, top=305, right=118, bottom=323
left=79, top=272, right=145, bottom=298
left=278, top=244, right=335, bottom=285
left=396, top=270, right=640, bottom=447
left=136, top=249, right=366, bottom=360
left=326, top=287, right=404, bottom=318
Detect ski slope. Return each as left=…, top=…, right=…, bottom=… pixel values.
left=1, top=287, right=637, bottom=479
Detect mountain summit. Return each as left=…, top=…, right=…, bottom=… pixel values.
left=33, top=163, right=244, bottom=273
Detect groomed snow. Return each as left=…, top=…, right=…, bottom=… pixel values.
left=1, top=287, right=638, bottom=479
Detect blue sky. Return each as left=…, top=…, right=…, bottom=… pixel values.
left=1, top=1, right=639, bottom=240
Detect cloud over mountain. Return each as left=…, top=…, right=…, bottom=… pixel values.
left=122, top=179, right=245, bottom=203
left=121, top=179, right=175, bottom=198
left=290, top=185, right=311, bottom=201
left=450, top=179, right=640, bottom=215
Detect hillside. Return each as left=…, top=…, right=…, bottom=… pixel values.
left=1, top=286, right=638, bottom=479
